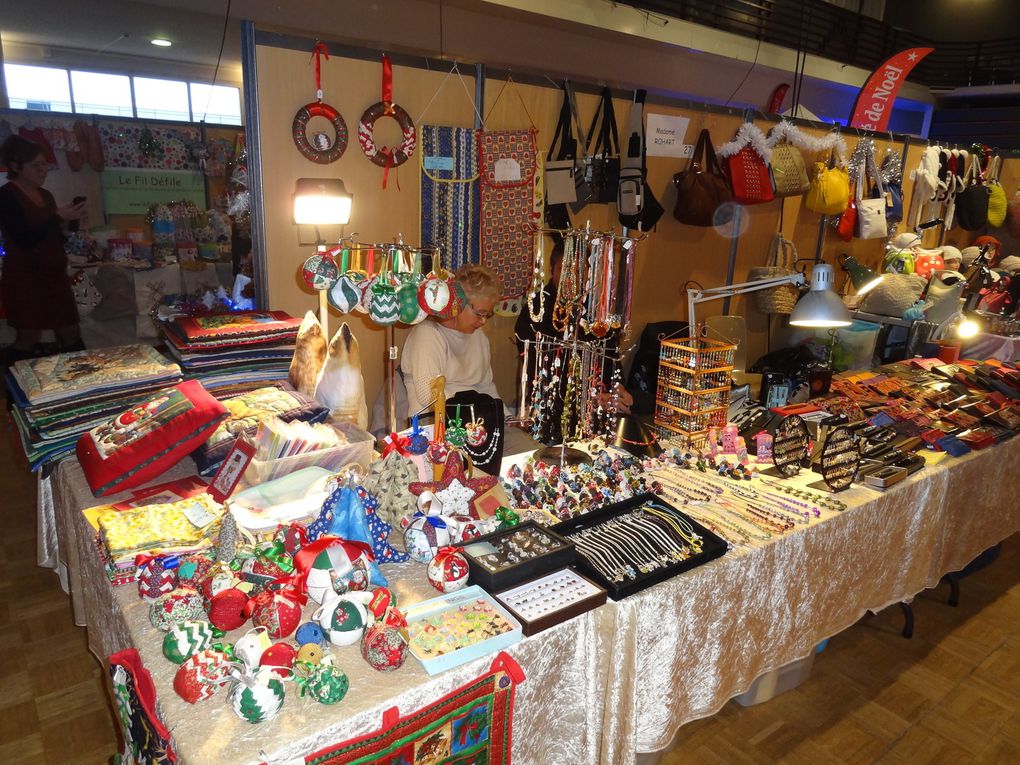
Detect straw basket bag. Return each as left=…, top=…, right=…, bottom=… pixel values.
left=748, top=235, right=800, bottom=315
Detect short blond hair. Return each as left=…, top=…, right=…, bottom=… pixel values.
left=454, top=263, right=502, bottom=302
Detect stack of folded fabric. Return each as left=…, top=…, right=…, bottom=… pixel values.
left=6, top=345, right=183, bottom=469
left=160, top=311, right=301, bottom=394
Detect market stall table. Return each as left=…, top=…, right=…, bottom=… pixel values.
left=51, top=436, right=1020, bottom=764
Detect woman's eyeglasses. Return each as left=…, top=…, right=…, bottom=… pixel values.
left=468, top=303, right=495, bottom=320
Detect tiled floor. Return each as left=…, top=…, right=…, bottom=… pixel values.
left=1, top=407, right=1018, bottom=763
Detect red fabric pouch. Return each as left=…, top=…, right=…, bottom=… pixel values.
left=77, top=379, right=228, bottom=496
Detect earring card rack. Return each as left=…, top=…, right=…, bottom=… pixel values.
left=654, top=335, right=736, bottom=446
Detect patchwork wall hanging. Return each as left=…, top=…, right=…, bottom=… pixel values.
left=478, top=128, right=538, bottom=306
left=302, top=652, right=524, bottom=765
left=109, top=648, right=177, bottom=764
left=420, top=125, right=481, bottom=271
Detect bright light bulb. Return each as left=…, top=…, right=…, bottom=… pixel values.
left=956, top=318, right=980, bottom=339
left=151, top=38, right=172, bottom=47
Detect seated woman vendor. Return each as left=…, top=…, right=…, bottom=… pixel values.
left=401, top=264, right=504, bottom=473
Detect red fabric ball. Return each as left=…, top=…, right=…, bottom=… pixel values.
left=361, top=623, right=408, bottom=672
left=173, top=648, right=231, bottom=703
left=249, top=590, right=302, bottom=639
left=206, top=588, right=248, bottom=631
left=260, top=642, right=298, bottom=677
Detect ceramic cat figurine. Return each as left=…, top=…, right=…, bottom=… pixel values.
left=288, top=311, right=327, bottom=398
left=315, top=322, right=368, bottom=429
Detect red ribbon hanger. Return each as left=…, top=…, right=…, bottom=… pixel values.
left=311, top=41, right=329, bottom=100
left=382, top=54, right=394, bottom=112
left=382, top=431, right=411, bottom=457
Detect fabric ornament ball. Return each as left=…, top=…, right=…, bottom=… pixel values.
left=418, top=276, right=453, bottom=316
left=397, top=278, right=427, bottom=324
left=176, top=554, right=214, bottom=588
left=361, top=622, right=409, bottom=672
left=163, top=620, right=216, bottom=664
left=303, top=540, right=376, bottom=605
left=314, top=595, right=369, bottom=646
left=328, top=273, right=364, bottom=314
left=248, top=589, right=303, bottom=640
left=296, top=643, right=325, bottom=665
left=173, top=648, right=232, bottom=704
left=426, top=440, right=449, bottom=466
left=402, top=515, right=452, bottom=564
left=427, top=547, right=470, bottom=593
left=369, top=281, right=400, bottom=326
left=297, top=662, right=350, bottom=704
left=301, top=253, right=339, bottom=291
left=207, top=587, right=250, bottom=632
left=446, top=515, right=485, bottom=544
left=201, top=563, right=240, bottom=600
left=228, top=666, right=286, bottom=724
left=295, top=621, right=328, bottom=647
left=136, top=556, right=179, bottom=602
left=260, top=642, right=298, bottom=678
left=149, top=587, right=206, bottom=632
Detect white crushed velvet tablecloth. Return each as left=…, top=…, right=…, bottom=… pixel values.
left=52, top=436, right=1020, bottom=765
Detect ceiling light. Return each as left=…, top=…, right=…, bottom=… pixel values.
left=151, top=38, right=172, bottom=47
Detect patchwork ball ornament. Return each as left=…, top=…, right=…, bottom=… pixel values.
left=369, top=280, right=400, bottom=325
left=397, top=278, right=427, bottom=324
left=162, top=620, right=216, bottom=664
left=173, top=648, right=232, bottom=704
left=234, top=626, right=274, bottom=670
left=418, top=275, right=454, bottom=317
left=402, top=513, right=452, bottom=563
left=314, top=594, right=369, bottom=646
left=149, top=587, right=206, bottom=632
left=136, top=555, right=179, bottom=602
left=427, top=547, right=470, bottom=593
left=328, top=273, right=366, bottom=313
left=201, top=563, right=241, bottom=601
left=295, top=621, right=328, bottom=647
left=207, top=587, right=249, bottom=632
left=176, top=554, right=214, bottom=588
left=228, top=666, right=287, bottom=724
left=260, top=642, right=298, bottom=677
left=302, top=252, right=339, bottom=291
left=247, top=589, right=303, bottom=640
left=296, top=662, right=350, bottom=704
left=298, top=537, right=378, bottom=605
left=361, top=622, right=409, bottom=672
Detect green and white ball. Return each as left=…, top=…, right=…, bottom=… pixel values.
left=314, top=595, right=369, bottom=646
left=162, top=620, right=214, bottom=664
left=228, top=667, right=286, bottom=724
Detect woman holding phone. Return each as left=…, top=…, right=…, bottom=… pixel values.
left=0, top=135, right=87, bottom=362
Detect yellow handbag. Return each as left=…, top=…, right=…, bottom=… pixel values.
left=804, top=160, right=850, bottom=216
left=987, top=155, right=1007, bottom=228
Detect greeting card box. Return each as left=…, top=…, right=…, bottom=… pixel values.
left=461, top=522, right=575, bottom=592
left=403, top=586, right=522, bottom=675
left=494, top=568, right=607, bottom=637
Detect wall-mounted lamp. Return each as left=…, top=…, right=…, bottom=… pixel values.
left=293, top=178, right=353, bottom=226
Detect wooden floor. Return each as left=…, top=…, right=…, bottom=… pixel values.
left=1, top=412, right=1019, bottom=764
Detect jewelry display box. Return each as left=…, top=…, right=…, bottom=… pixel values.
left=402, top=585, right=523, bottom=676
left=552, top=492, right=728, bottom=600
left=494, top=568, right=608, bottom=637
left=461, top=521, right=576, bottom=592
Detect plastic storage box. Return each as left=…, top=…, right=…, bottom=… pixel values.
left=243, top=421, right=374, bottom=484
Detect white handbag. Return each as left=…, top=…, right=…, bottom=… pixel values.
left=855, top=161, right=888, bottom=240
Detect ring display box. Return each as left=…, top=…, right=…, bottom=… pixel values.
left=552, top=493, right=728, bottom=600
left=494, top=568, right=607, bottom=636
left=461, top=521, right=575, bottom=592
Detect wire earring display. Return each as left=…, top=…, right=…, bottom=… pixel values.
left=518, top=222, right=643, bottom=466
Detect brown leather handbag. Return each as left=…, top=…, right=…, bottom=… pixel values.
left=673, top=129, right=732, bottom=226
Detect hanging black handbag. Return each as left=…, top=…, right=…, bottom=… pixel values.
left=955, top=155, right=991, bottom=231
left=586, top=87, right=621, bottom=204
left=544, top=86, right=576, bottom=229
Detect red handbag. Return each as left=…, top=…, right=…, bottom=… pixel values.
left=836, top=184, right=857, bottom=242
left=726, top=144, right=775, bottom=204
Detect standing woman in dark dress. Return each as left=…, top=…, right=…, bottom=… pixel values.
left=0, top=135, right=86, bottom=362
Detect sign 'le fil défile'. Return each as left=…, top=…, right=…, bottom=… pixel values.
left=848, top=47, right=934, bottom=132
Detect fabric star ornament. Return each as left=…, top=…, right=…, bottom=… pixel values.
left=407, top=451, right=498, bottom=519
left=434, top=478, right=476, bottom=517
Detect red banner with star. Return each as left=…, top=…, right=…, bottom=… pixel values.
left=848, top=48, right=933, bottom=132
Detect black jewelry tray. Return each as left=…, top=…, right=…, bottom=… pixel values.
left=461, top=521, right=576, bottom=592
left=551, top=492, right=728, bottom=601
